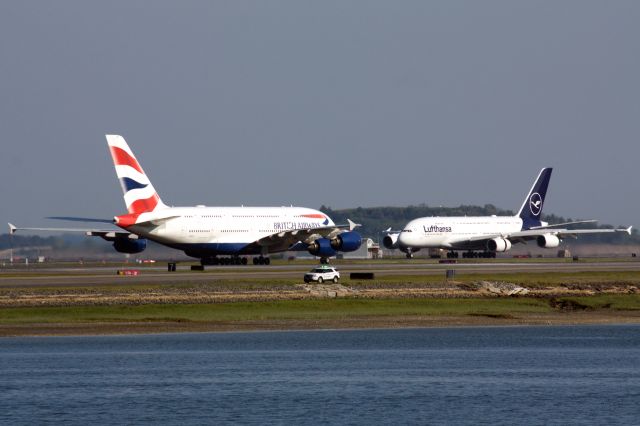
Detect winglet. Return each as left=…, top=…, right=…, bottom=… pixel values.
left=8, top=223, right=16, bottom=235
left=347, top=219, right=360, bottom=231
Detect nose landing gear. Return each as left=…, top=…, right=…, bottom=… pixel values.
left=404, top=248, right=414, bottom=259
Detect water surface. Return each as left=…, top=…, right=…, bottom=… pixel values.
left=1, top=325, right=639, bottom=425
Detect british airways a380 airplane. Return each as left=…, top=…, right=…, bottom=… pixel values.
left=10, top=135, right=362, bottom=265
left=383, top=168, right=631, bottom=258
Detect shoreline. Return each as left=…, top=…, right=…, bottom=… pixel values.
left=3, top=310, right=640, bottom=337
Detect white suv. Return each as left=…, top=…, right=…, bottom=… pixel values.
left=304, top=266, right=340, bottom=283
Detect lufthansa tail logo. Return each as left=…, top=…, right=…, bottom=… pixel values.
left=529, top=193, right=543, bottom=216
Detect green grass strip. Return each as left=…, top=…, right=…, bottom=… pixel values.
left=2, top=295, right=639, bottom=325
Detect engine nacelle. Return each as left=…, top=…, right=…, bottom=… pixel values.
left=382, top=233, right=400, bottom=249
left=113, top=238, right=147, bottom=254
left=486, top=238, right=512, bottom=252
left=330, top=231, right=362, bottom=252
left=307, top=238, right=337, bottom=258
left=537, top=234, right=560, bottom=248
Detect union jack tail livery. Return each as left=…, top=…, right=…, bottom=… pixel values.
left=106, top=134, right=167, bottom=214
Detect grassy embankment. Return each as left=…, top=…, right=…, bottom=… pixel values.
left=1, top=295, right=639, bottom=326
left=2, top=268, right=640, bottom=333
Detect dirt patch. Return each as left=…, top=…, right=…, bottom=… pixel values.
left=468, top=313, right=517, bottom=319
left=1, top=281, right=640, bottom=307
left=298, top=283, right=357, bottom=298
left=472, top=281, right=530, bottom=296
left=549, top=298, right=591, bottom=311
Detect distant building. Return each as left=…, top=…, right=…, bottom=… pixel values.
left=341, top=238, right=381, bottom=259
left=291, top=238, right=381, bottom=260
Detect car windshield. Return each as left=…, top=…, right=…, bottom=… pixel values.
left=312, top=268, right=330, bottom=273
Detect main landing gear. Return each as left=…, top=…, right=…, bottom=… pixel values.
left=461, top=251, right=496, bottom=259
left=200, top=256, right=272, bottom=266
left=199, top=256, right=272, bottom=266
left=200, top=256, right=249, bottom=266
left=252, top=256, right=271, bottom=265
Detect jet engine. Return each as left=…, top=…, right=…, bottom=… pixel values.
left=382, top=233, right=400, bottom=249
left=113, top=238, right=147, bottom=254
left=307, top=238, right=337, bottom=258
left=330, top=231, right=362, bottom=252
left=486, top=238, right=512, bottom=252
left=537, top=234, right=560, bottom=248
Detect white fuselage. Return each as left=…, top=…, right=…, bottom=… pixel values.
left=123, top=206, right=333, bottom=253
left=398, top=215, right=524, bottom=250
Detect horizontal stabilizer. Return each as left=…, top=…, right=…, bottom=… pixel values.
left=7, top=224, right=119, bottom=235
left=382, top=227, right=401, bottom=234
left=47, top=216, right=114, bottom=224
left=529, top=220, right=598, bottom=229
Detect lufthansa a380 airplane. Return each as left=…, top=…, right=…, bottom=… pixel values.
left=383, top=168, right=631, bottom=259
left=10, top=135, right=362, bottom=265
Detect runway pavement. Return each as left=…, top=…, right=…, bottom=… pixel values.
left=1, top=259, right=639, bottom=288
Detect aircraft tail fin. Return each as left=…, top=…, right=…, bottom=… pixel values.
left=106, top=135, right=168, bottom=215
left=516, top=167, right=552, bottom=229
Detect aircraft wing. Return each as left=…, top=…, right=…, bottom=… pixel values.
left=528, top=220, right=598, bottom=229
left=462, top=226, right=632, bottom=245
left=8, top=223, right=136, bottom=241
left=508, top=226, right=632, bottom=241
left=256, top=219, right=359, bottom=252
